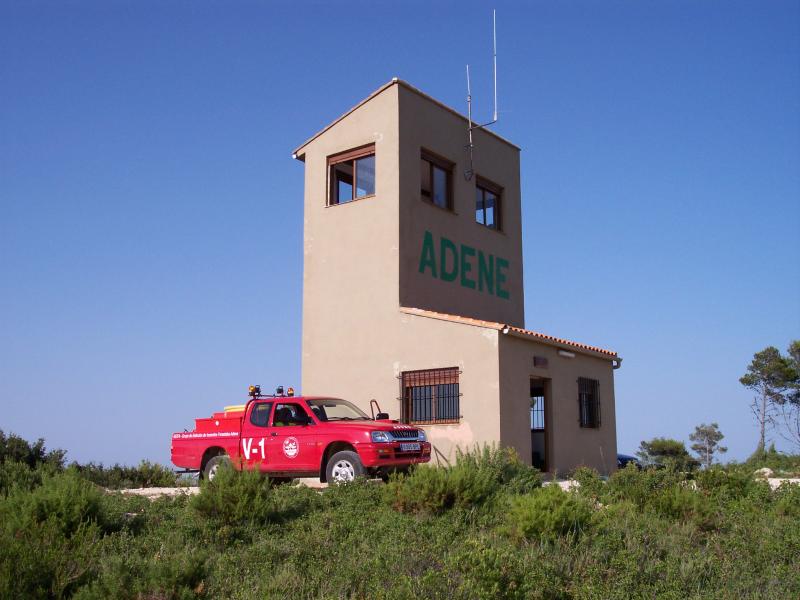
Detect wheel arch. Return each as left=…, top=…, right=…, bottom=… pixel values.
left=200, top=446, right=226, bottom=478
left=320, top=441, right=357, bottom=482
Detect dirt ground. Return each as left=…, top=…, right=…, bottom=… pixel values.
left=118, top=476, right=800, bottom=500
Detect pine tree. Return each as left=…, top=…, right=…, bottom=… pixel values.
left=689, top=423, right=727, bottom=468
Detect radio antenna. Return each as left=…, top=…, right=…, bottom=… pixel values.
left=465, top=9, right=498, bottom=180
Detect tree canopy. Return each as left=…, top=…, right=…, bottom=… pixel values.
left=636, top=437, right=699, bottom=471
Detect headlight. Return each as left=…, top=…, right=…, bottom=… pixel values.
left=371, top=431, right=391, bottom=443
left=417, top=429, right=427, bottom=442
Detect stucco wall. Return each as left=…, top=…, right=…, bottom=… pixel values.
left=305, top=312, right=503, bottom=466
left=296, top=80, right=618, bottom=475
left=397, top=84, right=525, bottom=328
left=498, top=334, right=618, bottom=475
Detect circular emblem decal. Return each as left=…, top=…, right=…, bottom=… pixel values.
left=282, top=437, right=299, bottom=459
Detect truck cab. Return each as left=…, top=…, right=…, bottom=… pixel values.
left=171, top=387, right=431, bottom=483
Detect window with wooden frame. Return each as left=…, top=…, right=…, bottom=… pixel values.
left=420, top=151, right=453, bottom=210
left=401, top=367, right=460, bottom=424
left=328, top=144, right=375, bottom=205
left=475, top=177, right=502, bottom=230
left=578, top=377, right=600, bottom=428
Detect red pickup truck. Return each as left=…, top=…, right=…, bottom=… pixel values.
left=171, top=387, right=431, bottom=483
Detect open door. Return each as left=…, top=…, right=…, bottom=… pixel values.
left=530, top=380, right=548, bottom=472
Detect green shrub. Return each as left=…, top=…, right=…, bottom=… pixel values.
left=743, top=445, right=800, bottom=476
left=604, top=463, right=684, bottom=508
left=571, top=466, right=604, bottom=501
left=384, top=445, right=541, bottom=515
left=0, top=460, right=58, bottom=495
left=0, top=470, right=117, bottom=538
left=0, top=471, right=119, bottom=598
left=504, top=484, right=594, bottom=542
left=694, top=467, right=763, bottom=501
left=70, top=460, right=178, bottom=489
left=648, top=484, right=718, bottom=530
left=774, top=481, right=800, bottom=518
left=71, top=532, right=208, bottom=600
left=190, top=465, right=317, bottom=527
left=0, top=518, right=102, bottom=599
left=0, top=430, right=66, bottom=470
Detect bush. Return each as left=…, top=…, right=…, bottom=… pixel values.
left=0, top=460, right=58, bottom=495
left=694, top=467, right=763, bottom=501
left=0, top=470, right=117, bottom=538
left=743, top=444, right=800, bottom=476
left=70, top=460, right=178, bottom=489
left=0, top=471, right=123, bottom=598
left=604, top=463, right=685, bottom=508
left=571, top=466, right=604, bottom=501
left=504, top=484, right=594, bottom=542
left=0, top=430, right=66, bottom=470
left=384, top=445, right=541, bottom=515
left=190, top=464, right=318, bottom=527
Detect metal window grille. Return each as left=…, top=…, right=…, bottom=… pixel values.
left=400, top=367, right=461, bottom=424
left=530, top=395, right=545, bottom=431
left=578, top=377, right=600, bottom=428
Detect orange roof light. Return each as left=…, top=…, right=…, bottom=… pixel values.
left=287, top=387, right=295, bottom=397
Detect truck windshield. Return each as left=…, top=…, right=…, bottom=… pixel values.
left=307, top=399, right=370, bottom=422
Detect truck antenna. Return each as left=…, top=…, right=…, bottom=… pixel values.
left=465, top=9, right=499, bottom=181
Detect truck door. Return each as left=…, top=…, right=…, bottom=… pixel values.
left=267, top=401, right=320, bottom=473
left=240, top=401, right=273, bottom=471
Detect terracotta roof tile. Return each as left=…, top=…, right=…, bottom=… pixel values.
left=400, top=307, right=617, bottom=358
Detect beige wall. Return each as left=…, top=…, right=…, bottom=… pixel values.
left=296, top=80, right=617, bottom=475
left=297, top=84, right=502, bottom=464
left=397, top=84, right=525, bottom=328
left=499, top=334, right=618, bottom=475
left=300, top=85, right=401, bottom=398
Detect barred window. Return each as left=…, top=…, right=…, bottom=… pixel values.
left=401, top=367, right=460, bottom=424
left=578, top=377, right=600, bottom=428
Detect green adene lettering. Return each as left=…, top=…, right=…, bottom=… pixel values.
left=496, top=257, right=510, bottom=300
left=460, top=245, right=476, bottom=289
left=439, top=237, right=458, bottom=282
left=418, top=232, right=510, bottom=300
left=478, top=250, right=494, bottom=295
left=418, top=230, right=437, bottom=278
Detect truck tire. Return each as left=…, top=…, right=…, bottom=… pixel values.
left=325, top=450, right=365, bottom=484
left=203, top=454, right=231, bottom=482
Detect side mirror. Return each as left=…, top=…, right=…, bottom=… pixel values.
left=375, top=412, right=389, bottom=420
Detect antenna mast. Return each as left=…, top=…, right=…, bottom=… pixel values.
left=465, top=9, right=498, bottom=181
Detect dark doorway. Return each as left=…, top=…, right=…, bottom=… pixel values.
left=530, top=380, right=547, bottom=471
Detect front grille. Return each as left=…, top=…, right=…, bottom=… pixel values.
left=390, top=430, right=419, bottom=440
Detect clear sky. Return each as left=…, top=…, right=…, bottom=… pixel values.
left=2, top=1, right=798, bottom=466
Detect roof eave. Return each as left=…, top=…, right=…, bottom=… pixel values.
left=502, top=327, right=619, bottom=362
left=291, top=78, right=521, bottom=160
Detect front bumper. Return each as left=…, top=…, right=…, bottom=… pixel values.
left=359, top=441, right=432, bottom=467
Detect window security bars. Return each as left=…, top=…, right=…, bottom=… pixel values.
left=578, top=377, right=600, bottom=428
left=400, top=367, right=461, bottom=424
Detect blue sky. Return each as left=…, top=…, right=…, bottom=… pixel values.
left=1, top=1, right=798, bottom=466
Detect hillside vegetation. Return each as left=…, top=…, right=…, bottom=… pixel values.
left=1, top=432, right=798, bottom=599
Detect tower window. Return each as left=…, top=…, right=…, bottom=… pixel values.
left=328, top=144, right=375, bottom=205
left=475, top=177, right=502, bottom=230
left=420, top=151, right=453, bottom=210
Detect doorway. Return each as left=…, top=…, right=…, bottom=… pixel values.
left=530, top=379, right=548, bottom=472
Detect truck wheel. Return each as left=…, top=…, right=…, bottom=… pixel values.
left=326, top=451, right=364, bottom=484
left=204, top=454, right=230, bottom=482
